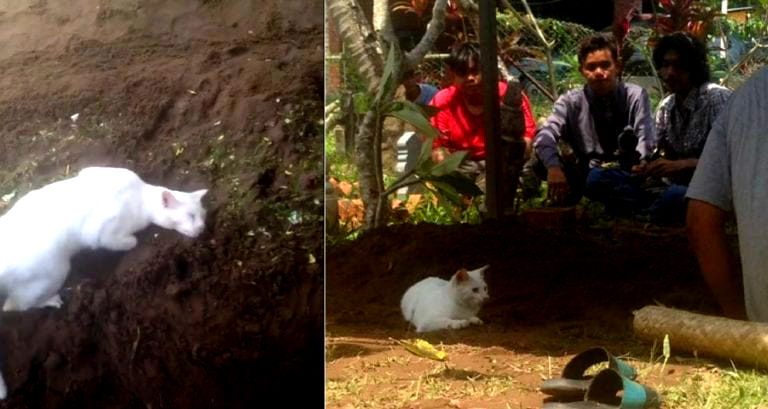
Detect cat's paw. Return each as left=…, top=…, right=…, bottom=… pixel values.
left=1, top=299, right=17, bottom=312
left=106, top=235, right=138, bottom=251
left=0, top=374, right=7, bottom=400
left=447, top=319, right=470, bottom=330
left=40, top=294, right=63, bottom=309
left=469, top=317, right=484, bottom=325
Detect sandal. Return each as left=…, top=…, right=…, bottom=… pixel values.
left=543, top=368, right=661, bottom=408
left=540, top=347, right=637, bottom=400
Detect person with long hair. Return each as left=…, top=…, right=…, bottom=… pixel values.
left=633, top=31, right=732, bottom=224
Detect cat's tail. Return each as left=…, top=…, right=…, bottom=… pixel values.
left=0, top=370, right=7, bottom=399
left=400, top=291, right=413, bottom=322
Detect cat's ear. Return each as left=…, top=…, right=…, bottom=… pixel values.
left=162, top=190, right=181, bottom=209
left=191, top=189, right=208, bottom=201
left=455, top=268, right=469, bottom=282
left=476, top=264, right=490, bottom=277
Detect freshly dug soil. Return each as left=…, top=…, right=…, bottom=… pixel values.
left=327, top=218, right=723, bottom=407
left=0, top=1, right=323, bottom=408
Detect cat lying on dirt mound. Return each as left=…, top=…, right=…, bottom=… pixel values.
left=0, top=166, right=207, bottom=399
left=401, top=265, right=490, bottom=333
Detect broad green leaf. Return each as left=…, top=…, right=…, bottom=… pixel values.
left=429, top=173, right=483, bottom=197
left=385, top=100, right=440, bottom=139
left=429, top=180, right=462, bottom=206
left=425, top=151, right=467, bottom=177
left=417, top=156, right=436, bottom=174
left=428, top=181, right=462, bottom=222
left=419, top=104, right=440, bottom=118
left=418, top=136, right=435, bottom=167
left=374, top=45, right=399, bottom=104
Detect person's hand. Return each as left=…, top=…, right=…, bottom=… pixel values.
left=431, top=147, right=448, bottom=163
left=546, top=166, right=570, bottom=205
left=645, top=158, right=695, bottom=177
left=631, top=161, right=648, bottom=176
left=523, top=138, right=534, bottom=161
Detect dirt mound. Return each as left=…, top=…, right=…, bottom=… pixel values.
left=327, top=224, right=720, bottom=370
left=0, top=1, right=322, bottom=408
left=327, top=221, right=722, bottom=407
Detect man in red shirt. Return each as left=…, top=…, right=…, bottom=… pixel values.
left=429, top=41, right=537, bottom=188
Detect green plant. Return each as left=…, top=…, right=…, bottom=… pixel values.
left=664, top=367, right=768, bottom=408
left=404, top=189, right=483, bottom=225
left=722, top=13, right=768, bottom=43
left=326, top=130, right=358, bottom=183
left=556, top=53, right=582, bottom=93
left=715, top=13, right=768, bottom=87
left=654, top=0, right=722, bottom=41
left=528, top=92, right=553, bottom=122
left=368, top=47, right=484, bottom=223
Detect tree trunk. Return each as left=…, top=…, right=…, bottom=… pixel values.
left=327, top=0, right=385, bottom=231
left=330, top=0, right=449, bottom=230
left=327, top=0, right=383, bottom=93
left=356, top=109, right=387, bottom=228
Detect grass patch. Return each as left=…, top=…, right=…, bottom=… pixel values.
left=626, top=349, right=768, bottom=409
left=327, top=334, right=768, bottom=409
left=326, top=129, right=358, bottom=183
left=326, top=342, right=536, bottom=409
left=662, top=367, right=768, bottom=409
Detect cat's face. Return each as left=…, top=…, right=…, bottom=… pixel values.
left=451, top=265, right=489, bottom=307
left=159, top=189, right=208, bottom=237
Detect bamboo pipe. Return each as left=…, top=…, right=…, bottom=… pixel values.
left=633, top=305, right=768, bottom=369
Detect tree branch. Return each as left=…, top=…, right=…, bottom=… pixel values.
left=404, top=0, right=449, bottom=70
left=721, top=43, right=768, bottom=87
left=517, top=0, right=557, bottom=96
left=457, top=0, right=480, bottom=35
left=519, top=0, right=553, bottom=49
left=457, top=0, right=479, bottom=13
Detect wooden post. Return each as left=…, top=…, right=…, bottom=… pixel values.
left=479, top=0, right=502, bottom=219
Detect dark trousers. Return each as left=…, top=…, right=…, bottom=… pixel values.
left=524, top=153, right=588, bottom=206
left=458, top=137, right=527, bottom=195
left=584, top=166, right=646, bottom=213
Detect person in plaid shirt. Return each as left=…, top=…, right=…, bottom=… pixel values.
left=634, top=31, right=732, bottom=224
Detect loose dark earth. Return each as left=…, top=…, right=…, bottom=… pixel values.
left=327, top=216, right=727, bottom=408
left=0, top=1, right=323, bottom=408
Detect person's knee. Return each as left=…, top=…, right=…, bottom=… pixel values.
left=585, top=167, right=611, bottom=197
left=523, top=153, right=548, bottom=181
left=585, top=167, right=604, bottom=186
left=663, top=184, right=688, bottom=202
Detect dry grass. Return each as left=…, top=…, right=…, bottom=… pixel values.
left=326, top=336, right=768, bottom=409
left=327, top=339, right=548, bottom=409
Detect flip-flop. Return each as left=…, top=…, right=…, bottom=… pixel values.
left=540, top=347, right=637, bottom=400
left=543, top=368, right=661, bottom=408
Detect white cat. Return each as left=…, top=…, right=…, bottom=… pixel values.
left=400, top=265, right=490, bottom=333
left=0, top=166, right=207, bottom=399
